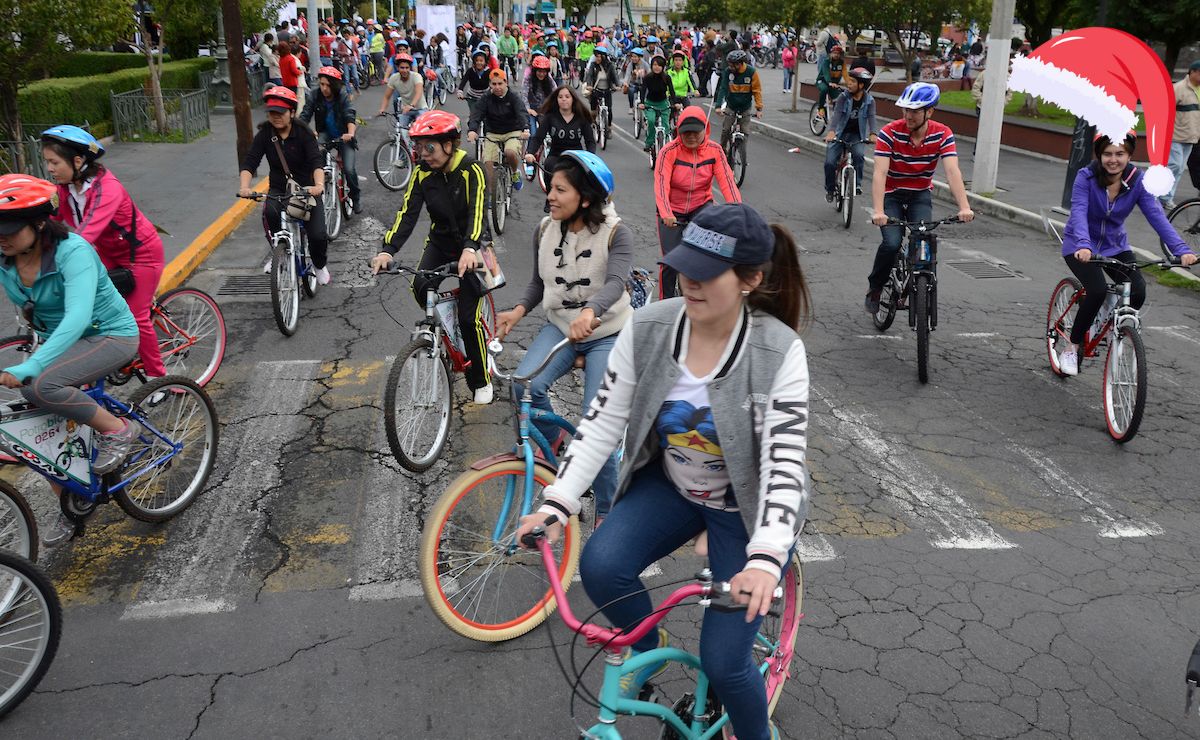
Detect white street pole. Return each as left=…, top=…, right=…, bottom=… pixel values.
left=972, top=0, right=1016, bottom=195
left=307, top=0, right=320, bottom=66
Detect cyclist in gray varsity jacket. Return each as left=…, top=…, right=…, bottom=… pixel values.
left=516, top=203, right=812, bottom=740
left=496, top=151, right=630, bottom=520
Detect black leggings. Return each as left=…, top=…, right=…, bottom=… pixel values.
left=1065, top=251, right=1145, bottom=344
left=413, top=243, right=490, bottom=390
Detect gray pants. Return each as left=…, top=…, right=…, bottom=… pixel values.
left=21, top=335, right=139, bottom=424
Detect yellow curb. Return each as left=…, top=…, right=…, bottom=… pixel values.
left=157, top=178, right=269, bottom=293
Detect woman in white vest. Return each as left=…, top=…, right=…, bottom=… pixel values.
left=496, top=150, right=632, bottom=522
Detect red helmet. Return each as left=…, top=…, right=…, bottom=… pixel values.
left=0, top=175, right=58, bottom=224
left=409, top=110, right=461, bottom=139
left=263, top=86, right=299, bottom=110
left=318, top=65, right=342, bottom=80
left=532, top=55, right=551, bottom=70
left=394, top=53, right=413, bottom=65
left=424, top=67, right=438, bottom=81
left=583, top=30, right=593, bottom=39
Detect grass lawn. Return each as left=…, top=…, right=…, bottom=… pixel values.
left=938, top=90, right=1146, bottom=132
left=1144, top=264, right=1200, bottom=292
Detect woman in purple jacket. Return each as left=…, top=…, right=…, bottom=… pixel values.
left=1057, top=133, right=1198, bottom=375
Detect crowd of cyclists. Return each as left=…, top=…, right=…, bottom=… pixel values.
left=2, top=15, right=1199, bottom=739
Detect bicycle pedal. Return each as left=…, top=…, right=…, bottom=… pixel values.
left=638, top=683, right=657, bottom=702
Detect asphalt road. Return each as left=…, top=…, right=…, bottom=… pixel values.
left=6, top=78, right=1200, bottom=739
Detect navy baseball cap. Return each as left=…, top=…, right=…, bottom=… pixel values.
left=660, top=204, right=774, bottom=282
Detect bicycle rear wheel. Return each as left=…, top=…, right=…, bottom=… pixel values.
left=373, top=137, right=413, bottom=191
left=915, top=274, right=932, bottom=384
left=384, top=337, right=453, bottom=472
left=325, top=165, right=342, bottom=239
left=113, top=376, right=219, bottom=522
left=270, top=240, right=300, bottom=336
left=762, top=552, right=803, bottom=714
left=840, top=165, right=855, bottom=228
left=155, top=288, right=227, bottom=387
left=808, top=102, right=826, bottom=136
left=0, top=552, right=60, bottom=719
left=1103, top=325, right=1147, bottom=443
left=1046, top=277, right=1083, bottom=377
left=419, top=460, right=581, bottom=641
left=0, top=482, right=36, bottom=561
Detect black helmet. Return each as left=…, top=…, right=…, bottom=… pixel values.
left=726, top=49, right=749, bottom=65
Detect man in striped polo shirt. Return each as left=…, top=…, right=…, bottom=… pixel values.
left=866, top=82, right=974, bottom=313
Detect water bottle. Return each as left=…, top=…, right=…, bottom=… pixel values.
left=1089, top=293, right=1119, bottom=337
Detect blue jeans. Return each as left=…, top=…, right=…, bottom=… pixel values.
left=823, top=137, right=864, bottom=194
left=514, top=323, right=619, bottom=516
left=580, top=463, right=774, bottom=740
left=319, top=134, right=360, bottom=202
left=782, top=67, right=793, bottom=90
left=1167, top=142, right=1193, bottom=203
left=868, top=189, right=933, bottom=293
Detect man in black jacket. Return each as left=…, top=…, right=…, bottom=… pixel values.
left=466, top=68, right=530, bottom=192
left=300, top=66, right=362, bottom=212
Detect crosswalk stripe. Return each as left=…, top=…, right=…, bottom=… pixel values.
left=121, top=360, right=322, bottom=620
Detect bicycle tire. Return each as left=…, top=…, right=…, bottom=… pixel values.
left=339, top=166, right=354, bottom=222
left=635, top=108, right=645, bottom=138
left=113, top=375, right=219, bottom=522
left=840, top=165, right=854, bottom=229
left=384, top=337, right=453, bottom=472
left=325, top=163, right=342, bottom=239
left=373, top=137, right=413, bottom=191
left=763, top=551, right=803, bottom=714
left=915, top=274, right=931, bottom=384
left=0, top=551, right=61, bottom=719
left=419, top=459, right=582, bottom=641
left=598, top=120, right=607, bottom=150
left=734, top=137, right=747, bottom=187
left=1046, top=277, right=1083, bottom=377
left=1165, top=198, right=1200, bottom=259
left=438, top=80, right=448, bottom=106
left=155, top=287, right=227, bottom=388
left=299, top=228, right=317, bottom=299
left=808, top=102, right=826, bottom=136
left=270, top=239, right=300, bottom=336
left=1103, top=325, right=1147, bottom=443
left=0, top=482, right=36, bottom=561
left=872, top=256, right=902, bottom=331
left=492, top=165, right=509, bottom=235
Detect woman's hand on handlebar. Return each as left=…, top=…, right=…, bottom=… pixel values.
left=457, top=248, right=479, bottom=277
left=662, top=214, right=678, bottom=227
left=729, top=567, right=780, bottom=623
left=0, top=372, right=21, bottom=389
left=370, top=252, right=394, bottom=274
left=1181, top=253, right=1198, bottom=267
left=1073, top=248, right=1093, bottom=263
left=517, top=512, right=563, bottom=549
left=496, top=306, right=525, bottom=337
left=569, top=308, right=598, bottom=341
left=237, top=186, right=256, bottom=198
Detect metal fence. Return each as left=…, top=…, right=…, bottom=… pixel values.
left=199, top=66, right=268, bottom=107
left=110, top=88, right=210, bottom=143
left=0, top=121, right=92, bottom=176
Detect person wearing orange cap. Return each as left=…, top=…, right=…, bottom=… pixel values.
left=467, top=68, right=530, bottom=193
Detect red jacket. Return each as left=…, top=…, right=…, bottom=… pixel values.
left=53, top=167, right=164, bottom=270
left=654, top=106, right=741, bottom=220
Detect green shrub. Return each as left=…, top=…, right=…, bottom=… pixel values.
left=17, top=58, right=216, bottom=136
left=39, top=51, right=172, bottom=79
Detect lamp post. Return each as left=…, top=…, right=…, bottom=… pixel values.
left=211, top=10, right=234, bottom=111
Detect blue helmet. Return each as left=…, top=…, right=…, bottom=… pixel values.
left=546, top=40, right=558, bottom=48
left=897, top=82, right=940, bottom=110
left=631, top=47, right=645, bottom=56
left=41, top=125, right=104, bottom=159
left=560, top=150, right=614, bottom=199
left=647, top=35, right=659, bottom=44
left=530, top=49, right=545, bottom=57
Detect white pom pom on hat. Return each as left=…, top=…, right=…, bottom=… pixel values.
left=1008, top=27, right=1176, bottom=197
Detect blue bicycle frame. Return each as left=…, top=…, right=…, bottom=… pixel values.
left=493, top=397, right=576, bottom=550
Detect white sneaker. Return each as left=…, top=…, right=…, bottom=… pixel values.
left=472, top=383, right=494, bottom=405
left=316, top=266, right=332, bottom=285
left=93, top=419, right=142, bottom=474
left=262, top=257, right=272, bottom=274
left=1059, top=350, right=1079, bottom=376
left=41, top=512, right=76, bottom=548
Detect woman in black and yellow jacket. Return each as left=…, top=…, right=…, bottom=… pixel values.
left=370, top=111, right=496, bottom=404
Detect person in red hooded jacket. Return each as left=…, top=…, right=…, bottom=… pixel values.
left=653, top=105, right=741, bottom=298
left=40, top=125, right=167, bottom=378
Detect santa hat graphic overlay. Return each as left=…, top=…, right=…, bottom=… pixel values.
left=1008, top=27, right=1175, bottom=196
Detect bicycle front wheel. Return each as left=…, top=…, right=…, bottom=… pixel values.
left=270, top=240, right=300, bottom=336
left=113, top=376, right=219, bottom=522
left=872, top=263, right=901, bottom=332
left=1103, top=325, right=1147, bottom=443
left=915, top=274, right=932, bottom=384
left=840, top=165, right=855, bottom=228
left=734, top=137, right=747, bottom=187
left=419, top=460, right=582, bottom=641
left=492, top=166, right=510, bottom=235
left=808, top=102, right=826, bottom=136
left=0, top=552, right=61, bottom=719
left=0, top=335, right=34, bottom=406
left=374, top=137, right=413, bottom=191
left=325, top=165, right=342, bottom=239
left=762, top=552, right=803, bottom=714
left=155, top=288, right=227, bottom=387
left=1046, top=277, right=1082, bottom=377
left=597, top=120, right=608, bottom=151
left=384, top=337, right=453, bottom=472
left=0, top=482, right=36, bottom=561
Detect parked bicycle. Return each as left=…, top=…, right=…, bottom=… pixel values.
left=237, top=192, right=318, bottom=337
left=378, top=262, right=498, bottom=472
left=0, top=550, right=61, bottom=719
left=721, top=109, right=749, bottom=187
left=372, top=111, right=416, bottom=192
left=522, top=519, right=803, bottom=738
left=419, top=336, right=583, bottom=641
left=871, top=217, right=962, bottom=384
left=830, top=138, right=857, bottom=229
left=320, top=139, right=355, bottom=240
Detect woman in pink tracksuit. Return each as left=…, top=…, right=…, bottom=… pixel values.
left=40, top=125, right=167, bottom=377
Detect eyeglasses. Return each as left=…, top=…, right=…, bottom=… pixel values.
left=417, top=141, right=439, bottom=154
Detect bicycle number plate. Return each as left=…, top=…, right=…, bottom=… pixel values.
left=434, top=300, right=466, bottom=356
left=0, top=412, right=92, bottom=483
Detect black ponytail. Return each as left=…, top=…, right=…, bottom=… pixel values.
left=734, top=224, right=810, bottom=332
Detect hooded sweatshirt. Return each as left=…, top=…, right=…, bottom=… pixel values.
left=653, top=106, right=742, bottom=220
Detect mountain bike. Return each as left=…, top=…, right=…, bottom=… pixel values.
left=320, top=139, right=355, bottom=240
left=522, top=520, right=802, bottom=739
left=721, top=109, right=749, bottom=187
left=1046, top=255, right=1195, bottom=443
left=419, top=336, right=583, bottom=641
left=378, top=262, right=498, bottom=472
left=808, top=101, right=827, bottom=136
left=646, top=105, right=670, bottom=170
left=372, top=111, right=415, bottom=192
left=830, top=138, right=858, bottom=229
left=238, top=192, right=318, bottom=337
left=871, top=217, right=962, bottom=384
left=0, top=551, right=61, bottom=719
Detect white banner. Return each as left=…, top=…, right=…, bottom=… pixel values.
left=417, top=5, right=458, bottom=73
left=276, top=2, right=298, bottom=29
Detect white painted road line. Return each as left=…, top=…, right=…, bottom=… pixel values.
left=796, top=532, right=838, bottom=562
left=855, top=334, right=903, bottom=340
left=122, top=360, right=322, bottom=620
left=1147, top=325, right=1200, bottom=348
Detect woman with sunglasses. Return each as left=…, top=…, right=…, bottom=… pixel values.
left=0, top=174, right=142, bottom=547
left=496, top=151, right=629, bottom=523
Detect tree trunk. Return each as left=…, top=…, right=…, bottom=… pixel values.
left=1019, top=94, right=1040, bottom=116
left=144, top=41, right=169, bottom=134
left=1164, top=42, right=1181, bottom=77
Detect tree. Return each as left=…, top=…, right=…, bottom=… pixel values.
left=1109, top=0, right=1200, bottom=74
left=683, top=0, right=729, bottom=30
left=730, top=0, right=816, bottom=110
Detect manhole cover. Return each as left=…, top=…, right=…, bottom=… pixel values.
left=218, top=275, right=272, bottom=295
left=946, top=261, right=1021, bottom=279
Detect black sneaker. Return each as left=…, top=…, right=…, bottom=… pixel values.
left=825, top=191, right=834, bottom=203
left=864, top=291, right=881, bottom=314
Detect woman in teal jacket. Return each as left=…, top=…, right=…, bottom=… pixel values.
left=0, top=174, right=141, bottom=546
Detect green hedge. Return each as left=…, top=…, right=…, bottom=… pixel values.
left=41, top=51, right=171, bottom=79
left=18, top=58, right=215, bottom=139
